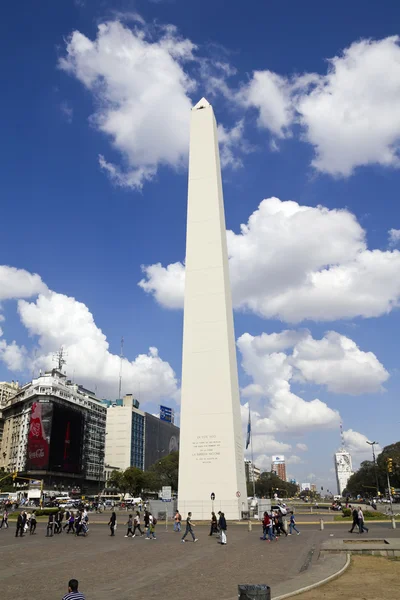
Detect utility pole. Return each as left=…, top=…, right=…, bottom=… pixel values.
left=366, top=441, right=380, bottom=497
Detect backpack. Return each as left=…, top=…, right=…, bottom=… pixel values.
left=153, top=517, right=157, bottom=525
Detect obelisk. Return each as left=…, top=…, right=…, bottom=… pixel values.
left=178, top=98, right=247, bottom=520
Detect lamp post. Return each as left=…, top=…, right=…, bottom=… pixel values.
left=366, top=441, right=380, bottom=496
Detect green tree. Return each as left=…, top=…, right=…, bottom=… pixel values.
left=255, top=471, right=297, bottom=498
left=150, top=451, right=179, bottom=491
left=123, top=467, right=145, bottom=497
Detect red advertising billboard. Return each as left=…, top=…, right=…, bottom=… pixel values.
left=26, top=402, right=53, bottom=470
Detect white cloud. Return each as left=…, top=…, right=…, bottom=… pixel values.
left=218, top=120, right=250, bottom=169
left=139, top=197, right=400, bottom=322
left=0, top=266, right=47, bottom=301
left=17, top=291, right=178, bottom=402
left=291, top=330, right=389, bottom=394
left=296, top=443, right=308, bottom=452
left=238, top=37, right=400, bottom=176
left=59, top=21, right=196, bottom=188
left=389, top=228, right=400, bottom=247
left=0, top=265, right=178, bottom=404
left=343, top=429, right=382, bottom=458
left=286, top=455, right=303, bottom=465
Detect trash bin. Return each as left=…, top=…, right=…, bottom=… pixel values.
left=238, top=584, right=271, bottom=599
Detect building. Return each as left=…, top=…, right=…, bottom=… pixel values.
left=271, top=455, right=287, bottom=482
left=104, top=395, right=145, bottom=471
left=178, top=98, right=247, bottom=520
left=104, top=395, right=179, bottom=472
left=245, top=459, right=261, bottom=484
left=334, top=450, right=353, bottom=495
left=311, top=484, right=317, bottom=493
left=0, top=369, right=106, bottom=493
left=0, top=381, right=20, bottom=448
left=301, top=483, right=311, bottom=492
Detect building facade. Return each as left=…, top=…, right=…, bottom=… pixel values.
left=334, top=450, right=353, bottom=495
left=104, top=396, right=179, bottom=472
left=271, top=455, right=287, bottom=482
left=0, top=381, right=20, bottom=448
left=245, top=459, right=261, bottom=483
left=0, top=370, right=106, bottom=492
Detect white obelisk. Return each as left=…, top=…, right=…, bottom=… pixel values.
left=178, top=98, right=247, bottom=520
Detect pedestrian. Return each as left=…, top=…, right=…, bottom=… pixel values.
left=0, top=507, right=9, bottom=529
left=66, top=511, right=75, bottom=534
left=143, top=509, right=150, bottom=531
left=133, top=511, right=144, bottom=537
left=218, top=511, right=227, bottom=545
left=125, top=514, right=134, bottom=537
left=181, top=512, right=198, bottom=542
left=55, top=510, right=63, bottom=534
left=108, top=511, right=116, bottom=536
left=209, top=511, right=218, bottom=536
left=63, top=510, right=71, bottom=531
left=25, top=512, right=31, bottom=534
left=75, top=511, right=82, bottom=536
left=260, top=511, right=275, bottom=541
left=358, top=507, right=369, bottom=534
left=46, top=512, right=55, bottom=537
left=174, top=510, right=182, bottom=533
left=30, top=510, right=37, bottom=535
left=62, top=578, right=85, bottom=600
left=15, top=511, right=25, bottom=537
left=277, top=510, right=288, bottom=537
left=288, top=512, right=300, bottom=535
left=348, top=506, right=359, bottom=533
left=145, top=513, right=157, bottom=540
left=273, top=511, right=280, bottom=536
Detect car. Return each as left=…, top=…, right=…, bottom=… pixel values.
left=271, top=505, right=287, bottom=515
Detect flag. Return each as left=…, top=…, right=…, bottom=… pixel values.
left=246, top=408, right=251, bottom=449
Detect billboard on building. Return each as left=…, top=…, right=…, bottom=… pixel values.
left=160, top=405, right=174, bottom=424
left=272, top=455, right=285, bottom=464
left=48, top=403, right=83, bottom=474
left=301, top=482, right=311, bottom=491
left=26, top=401, right=53, bottom=470
left=144, top=413, right=180, bottom=469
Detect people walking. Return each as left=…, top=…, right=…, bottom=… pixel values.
left=66, top=512, right=75, bottom=534
left=133, top=511, right=144, bottom=537
left=349, top=507, right=359, bottom=533
left=30, top=510, right=37, bottom=534
left=63, top=510, right=71, bottom=531
left=145, top=513, right=157, bottom=539
left=288, top=512, right=300, bottom=535
left=15, top=511, right=25, bottom=537
left=46, top=512, right=55, bottom=537
left=0, top=508, right=9, bottom=529
left=209, top=511, right=218, bottom=536
left=358, top=507, right=369, bottom=533
left=108, top=511, right=116, bottom=536
left=125, top=514, right=134, bottom=537
left=174, top=510, right=182, bottom=533
left=261, top=511, right=275, bottom=541
left=62, top=578, right=86, bottom=600
left=181, top=512, right=198, bottom=542
left=218, top=511, right=227, bottom=545
left=55, top=510, right=63, bottom=534
left=277, top=510, right=288, bottom=537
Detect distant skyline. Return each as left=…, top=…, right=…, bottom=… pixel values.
left=1, top=0, right=400, bottom=491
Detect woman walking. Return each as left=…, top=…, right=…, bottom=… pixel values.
left=133, top=511, right=144, bottom=537
left=218, top=511, right=227, bottom=545
left=30, top=510, right=37, bottom=535
left=209, top=512, right=218, bottom=536
left=108, top=511, right=117, bottom=536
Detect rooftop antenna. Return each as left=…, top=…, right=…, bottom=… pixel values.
left=118, top=336, right=124, bottom=400
left=53, top=346, right=67, bottom=372
left=340, top=422, right=346, bottom=450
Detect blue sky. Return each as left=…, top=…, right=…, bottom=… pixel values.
left=1, top=0, right=400, bottom=490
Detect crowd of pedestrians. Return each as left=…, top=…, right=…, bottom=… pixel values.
left=259, top=509, right=299, bottom=541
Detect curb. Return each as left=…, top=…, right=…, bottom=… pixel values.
left=272, top=553, right=351, bottom=600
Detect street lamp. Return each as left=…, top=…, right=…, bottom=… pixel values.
left=366, top=441, right=380, bottom=496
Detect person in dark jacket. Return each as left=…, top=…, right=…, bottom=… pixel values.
left=108, top=511, right=116, bottom=536
left=46, top=513, right=55, bottom=537
left=218, top=511, right=227, bottom=545
left=15, top=511, right=25, bottom=537
left=30, top=510, right=37, bottom=535
left=348, top=506, right=359, bottom=533
left=209, top=511, right=218, bottom=536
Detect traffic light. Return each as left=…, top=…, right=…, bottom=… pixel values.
left=391, top=487, right=395, bottom=496
left=387, top=458, right=393, bottom=473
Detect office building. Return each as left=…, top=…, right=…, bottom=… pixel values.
left=334, top=450, right=353, bottom=495
left=104, top=396, right=179, bottom=472
left=271, top=455, right=287, bottom=481
left=0, top=381, right=20, bottom=447
left=0, top=369, right=106, bottom=492
left=245, top=459, right=261, bottom=483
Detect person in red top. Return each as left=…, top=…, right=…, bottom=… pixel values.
left=260, top=511, right=276, bottom=542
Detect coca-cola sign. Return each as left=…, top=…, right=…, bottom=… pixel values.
left=26, top=402, right=52, bottom=470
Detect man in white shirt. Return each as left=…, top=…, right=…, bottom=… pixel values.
left=358, top=507, right=369, bottom=533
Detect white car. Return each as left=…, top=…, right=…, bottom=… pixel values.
left=271, top=505, right=287, bottom=515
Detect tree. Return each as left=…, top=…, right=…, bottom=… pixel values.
left=255, top=471, right=297, bottom=498
left=150, top=451, right=179, bottom=491
left=123, top=467, right=145, bottom=497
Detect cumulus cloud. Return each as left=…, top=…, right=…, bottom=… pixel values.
left=139, top=197, right=400, bottom=322
left=238, top=37, right=400, bottom=176
left=0, top=265, right=178, bottom=403
left=59, top=21, right=196, bottom=188
left=389, top=228, right=400, bottom=247
left=296, top=443, right=308, bottom=452
left=343, top=429, right=382, bottom=458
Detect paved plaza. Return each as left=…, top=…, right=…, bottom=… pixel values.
left=1, top=520, right=399, bottom=600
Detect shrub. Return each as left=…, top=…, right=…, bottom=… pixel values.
left=342, top=508, right=351, bottom=517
